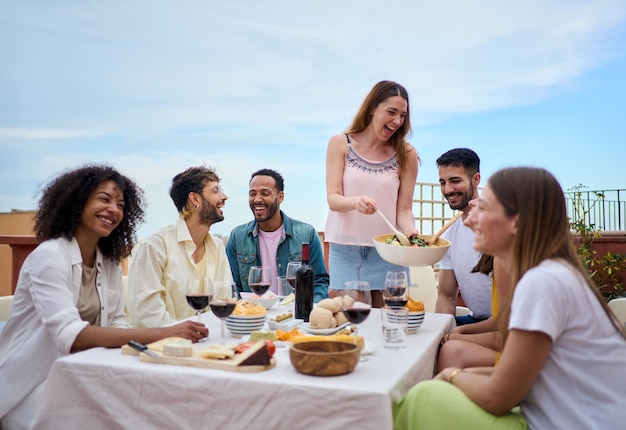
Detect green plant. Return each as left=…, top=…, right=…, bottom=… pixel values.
left=568, top=184, right=626, bottom=301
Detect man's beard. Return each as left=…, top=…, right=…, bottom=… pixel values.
left=445, top=183, right=474, bottom=211
left=199, top=198, right=224, bottom=225
left=251, top=199, right=279, bottom=223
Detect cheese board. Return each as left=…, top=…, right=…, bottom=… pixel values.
left=121, top=339, right=276, bottom=373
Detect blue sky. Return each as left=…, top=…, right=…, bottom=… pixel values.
left=1, top=1, right=625, bottom=239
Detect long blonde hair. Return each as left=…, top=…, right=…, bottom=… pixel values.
left=489, top=167, right=625, bottom=345
left=346, top=80, right=418, bottom=174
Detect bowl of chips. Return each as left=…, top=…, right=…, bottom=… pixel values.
left=240, top=292, right=279, bottom=310
left=372, top=234, right=450, bottom=267
left=225, top=300, right=267, bottom=337
left=406, top=297, right=425, bottom=334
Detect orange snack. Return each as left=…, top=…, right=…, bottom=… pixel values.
left=275, top=327, right=303, bottom=341
left=406, top=297, right=425, bottom=312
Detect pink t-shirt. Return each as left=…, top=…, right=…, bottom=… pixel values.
left=258, top=225, right=284, bottom=294
left=325, top=143, right=400, bottom=246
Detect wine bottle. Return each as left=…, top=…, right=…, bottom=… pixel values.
left=295, top=243, right=314, bottom=322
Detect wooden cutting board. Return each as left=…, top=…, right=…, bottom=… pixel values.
left=121, top=341, right=276, bottom=373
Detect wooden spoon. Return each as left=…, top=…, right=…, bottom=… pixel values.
left=376, top=209, right=411, bottom=246
left=428, top=212, right=463, bottom=245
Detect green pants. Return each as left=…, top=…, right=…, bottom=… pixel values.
left=393, top=380, right=527, bottom=430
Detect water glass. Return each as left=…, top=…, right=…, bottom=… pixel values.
left=382, top=307, right=408, bottom=349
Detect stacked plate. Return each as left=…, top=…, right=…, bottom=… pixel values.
left=407, top=311, right=425, bottom=334
left=225, top=314, right=267, bottom=337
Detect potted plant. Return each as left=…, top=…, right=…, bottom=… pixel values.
left=568, top=185, right=626, bottom=301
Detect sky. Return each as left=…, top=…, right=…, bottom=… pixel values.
left=1, top=0, right=625, bottom=239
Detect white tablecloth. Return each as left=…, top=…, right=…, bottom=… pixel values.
left=33, top=308, right=453, bottom=430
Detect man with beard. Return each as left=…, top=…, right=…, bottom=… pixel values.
left=434, top=149, right=492, bottom=326
left=226, top=169, right=329, bottom=302
left=127, top=166, right=233, bottom=328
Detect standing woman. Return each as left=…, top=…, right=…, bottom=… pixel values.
left=325, top=80, right=419, bottom=306
left=0, top=165, right=207, bottom=430
left=394, top=167, right=626, bottom=429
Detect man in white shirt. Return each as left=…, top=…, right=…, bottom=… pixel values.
left=127, top=166, right=233, bottom=328
left=435, top=148, right=492, bottom=325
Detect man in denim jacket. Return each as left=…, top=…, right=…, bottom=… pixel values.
left=226, top=169, right=329, bottom=302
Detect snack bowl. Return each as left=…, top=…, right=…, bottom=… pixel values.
left=407, top=311, right=425, bottom=334
left=240, top=292, right=279, bottom=310
left=289, top=341, right=360, bottom=376
left=225, top=314, right=267, bottom=337
left=372, top=234, right=450, bottom=267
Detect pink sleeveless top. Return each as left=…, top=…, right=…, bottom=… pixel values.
left=325, top=139, right=400, bottom=246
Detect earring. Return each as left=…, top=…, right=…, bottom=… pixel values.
left=195, top=205, right=199, bottom=210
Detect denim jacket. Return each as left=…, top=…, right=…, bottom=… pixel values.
left=226, top=211, right=329, bottom=302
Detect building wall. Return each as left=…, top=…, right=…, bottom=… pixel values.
left=0, top=211, right=36, bottom=296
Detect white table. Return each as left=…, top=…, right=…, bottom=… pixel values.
left=33, top=308, right=453, bottom=430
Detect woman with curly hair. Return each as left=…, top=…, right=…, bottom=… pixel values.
left=0, top=165, right=208, bottom=430
left=324, top=81, right=420, bottom=307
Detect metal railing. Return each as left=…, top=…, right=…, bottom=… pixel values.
left=414, top=183, right=626, bottom=234
left=565, top=189, right=625, bottom=231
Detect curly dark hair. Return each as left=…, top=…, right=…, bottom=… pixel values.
left=35, top=164, right=146, bottom=262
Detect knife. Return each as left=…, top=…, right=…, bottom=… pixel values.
left=128, top=340, right=160, bottom=359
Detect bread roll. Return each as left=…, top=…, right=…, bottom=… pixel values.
left=309, top=307, right=333, bottom=329
left=334, top=311, right=348, bottom=325
left=317, top=298, right=342, bottom=313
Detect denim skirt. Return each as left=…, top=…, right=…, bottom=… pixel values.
left=328, top=243, right=409, bottom=291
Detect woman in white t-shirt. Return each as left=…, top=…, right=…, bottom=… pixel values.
left=394, top=167, right=626, bottom=429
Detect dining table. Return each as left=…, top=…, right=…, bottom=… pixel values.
left=32, top=304, right=453, bottom=430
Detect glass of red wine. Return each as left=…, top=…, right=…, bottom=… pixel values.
left=209, top=281, right=238, bottom=344
left=186, top=278, right=213, bottom=322
left=248, top=266, right=271, bottom=306
left=285, top=261, right=301, bottom=293
left=383, top=270, right=409, bottom=308
left=338, top=281, right=372, bottom=357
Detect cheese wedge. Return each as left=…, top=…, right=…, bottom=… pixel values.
left=199, top=345, right=236, bottom=360
left=162, top=339, right=193, bottom=357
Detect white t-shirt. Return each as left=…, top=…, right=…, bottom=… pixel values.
left=510, top=259, right=626, bottom=429
left=440, top=218, right=492, bottom=318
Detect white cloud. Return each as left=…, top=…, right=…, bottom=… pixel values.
left=0, top=128, right=103, bottom=139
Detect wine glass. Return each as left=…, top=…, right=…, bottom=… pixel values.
left=285, top=261, right=301, bottom=293
left=248, top=266, right=271, bottom=305
left=338, top=281, right=372, bottom=351
left=277, top=276, right=294, bottom=308
left=185, top=278, right=213, bottom=322
left=209, top=281, right=238, bottom=344
left=383, top=270, right=409, bottom=308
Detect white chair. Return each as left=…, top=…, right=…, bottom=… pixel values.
left=408, top=266, right=437, bottom=312
left=0, top=295, right=14, bottom=320
left=455, top=306, right=472, bottom=317
left=608, top=297, right=626, bottom=329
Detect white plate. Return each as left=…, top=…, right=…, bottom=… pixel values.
left=299, top=322, right=350, bottom=335
left=267, top=317, right=303, bottom=331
